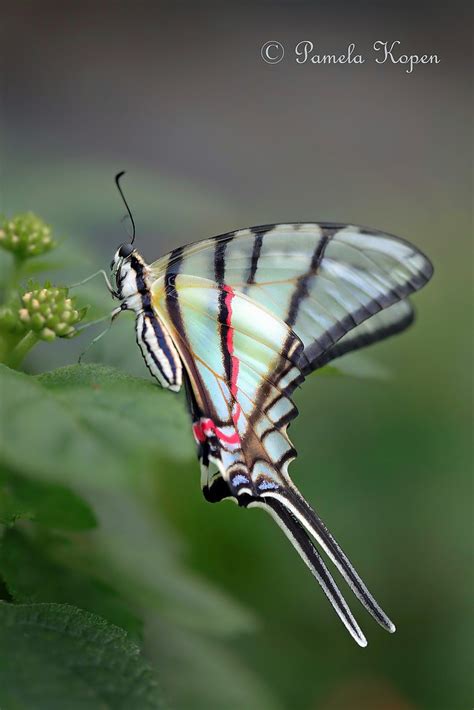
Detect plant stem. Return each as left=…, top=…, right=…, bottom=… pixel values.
left=1, top=254, right=25, bottom=306
left=6, top=331, right=39, bottom=369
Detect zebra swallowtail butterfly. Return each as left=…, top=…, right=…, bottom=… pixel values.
left=107, top=176, right=433, bottom=646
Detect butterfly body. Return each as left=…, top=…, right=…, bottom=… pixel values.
left=110, top=221, right=433, bottom=647
left=111, top=248, right=182, bottom=390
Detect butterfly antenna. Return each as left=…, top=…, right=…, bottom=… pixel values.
left=115, top=171, right=136, bottom=244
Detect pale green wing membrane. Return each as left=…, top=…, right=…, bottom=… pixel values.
left=151, top=223, right=433, bottom=374
left=148, top=223, right=433, bottom=646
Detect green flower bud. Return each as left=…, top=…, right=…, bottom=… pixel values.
left=56, top=323, right=74, bottom=336
left=0, top=306, right=21, bottom=332
left=31, top=312, right=46, bottom=330
left=11, top=283, right=86, bottom=341
left=18, top=309, right=30, bottom=324
left=40, top=328, right=56, bottom=342
left=0, top=213, right=57, bottom=259
left=47, top=315, right=60, bottom=329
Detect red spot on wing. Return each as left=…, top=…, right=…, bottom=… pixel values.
left=191, top=284, right=244, bottom=450
left=193, top=419, right=240, bottom=445
left=192, top=422, right=207, bottom=443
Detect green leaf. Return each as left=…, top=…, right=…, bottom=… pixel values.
left=0, top=363, right=194, bottom=490
left=0, top=468, right=97, bottom=529
left=0, top=363, right=257, bottom=639
left=0, top=602, right=164, bottom=709
left=0, top=528, right=142, bottom=638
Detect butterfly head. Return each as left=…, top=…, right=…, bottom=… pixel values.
left=110, top=242, right=141, bottom=301
left=117, top=242, right=135, bottom=260
left=110, top=241, right=135, bottom=272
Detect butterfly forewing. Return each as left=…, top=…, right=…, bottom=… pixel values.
left=151, top=223, right=432, bottom=373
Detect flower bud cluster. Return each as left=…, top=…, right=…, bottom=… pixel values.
left=0, top=213, right=56, bottom=259
left=15, top=285, right=85, bottom=341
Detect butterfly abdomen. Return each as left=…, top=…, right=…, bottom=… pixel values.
left=135, top=310, right=182, bottom=391
left=114, top=250, right=183, bottom=391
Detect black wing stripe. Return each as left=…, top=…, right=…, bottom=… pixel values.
left=214, top=237, right=234, bottom=385
left=214, top=237, right=229, bottom=284
left=286, top=235, right=330, bottom=327
left=167, top=245, right=185, bottom=274
left=139, top=313, right=178, bottom=382
left=250, top=497, right=368, bottom=647
left=246, top=231, right=264, bottom=285
left=165, top=272, right=220, bottom=420
left=249, top=332, right=303, bottom=429
left=272, top=407, right=299, bottom=431
left=275, top=448, right=297, bottom=471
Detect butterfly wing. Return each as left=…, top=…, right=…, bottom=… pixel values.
left=151, top=271, right=398, bottom=646
left=149, top=223, right=432, bottom=645
left=151, top=223, right=433, bottom=374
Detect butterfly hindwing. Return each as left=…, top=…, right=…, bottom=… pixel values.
left=310, top=299, right=414, bottom=369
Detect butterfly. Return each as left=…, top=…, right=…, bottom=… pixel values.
left=105, top=174, right=433, bottom=646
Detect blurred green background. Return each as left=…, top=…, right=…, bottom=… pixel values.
left=2, top=2, right=472, bottom=709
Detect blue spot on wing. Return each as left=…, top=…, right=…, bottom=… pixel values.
left=232, top=473, right=250, bottom=488
left=257, top=479, right=279, bottom=491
